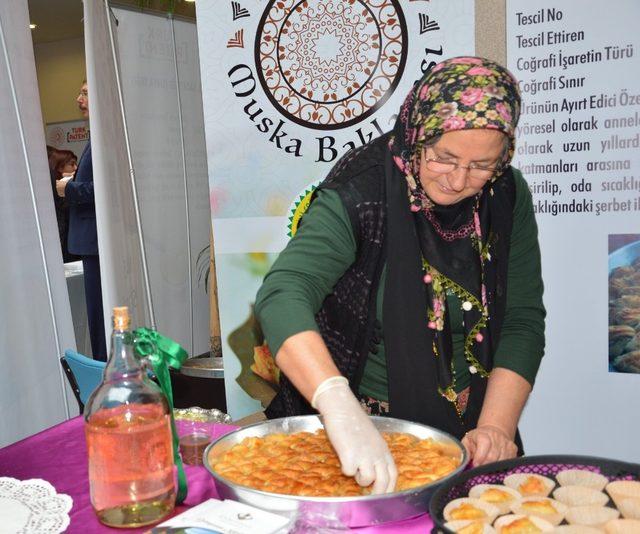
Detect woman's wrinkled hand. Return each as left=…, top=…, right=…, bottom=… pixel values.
left=461, top=424, right=517, bottom=466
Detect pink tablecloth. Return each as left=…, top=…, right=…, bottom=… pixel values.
left=0, top=417, right=433, bottom=533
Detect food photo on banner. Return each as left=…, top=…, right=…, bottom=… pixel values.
left=196, top=0, right=476, bottom=418
left=609, top=234, right=640, bottom=375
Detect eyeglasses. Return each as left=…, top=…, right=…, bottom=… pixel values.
left=424, top=156, right=500, bottom=181
left=78, top=90, right=88, bottom=98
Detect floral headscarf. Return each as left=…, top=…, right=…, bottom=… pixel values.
left=389, top=56, right=521, bottom=212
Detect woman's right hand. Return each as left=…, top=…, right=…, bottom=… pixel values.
left=56, top=175, right=73, bottom=197
left=313, top=376, right=398, bottom=494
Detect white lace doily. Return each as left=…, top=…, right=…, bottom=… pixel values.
left=0, top=477, right=72, bottom=534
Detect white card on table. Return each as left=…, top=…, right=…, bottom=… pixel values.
left=154, top=499, right=291, bottom=534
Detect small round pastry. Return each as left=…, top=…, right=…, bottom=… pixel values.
left=504, top=474, right=555, bottom=497
left=552, top=485, right=609, bottom=507
left=556, top=469, right=609, bottom=491
left=443, top=498, right=500, bottom=524
left=604, top=518, right=640, bottom=533
left=565, top=505, right=620, bottom=527
left=469, top=484, right=522, bottom=514
left=493, top=514, right=554, bottom=533
left=618, top=497, right=640, bottom=520
left=607, top=481, right=640, bottom=510
left=510, top=497, right=567, bottom=525
left=444, top=520, right=497, bottom=533
left=552, top=526, right=602, bottom=533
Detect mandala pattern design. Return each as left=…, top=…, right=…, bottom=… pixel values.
left=255, top=0, right=407, bottom=130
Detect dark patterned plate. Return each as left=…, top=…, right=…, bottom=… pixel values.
left=429, top=454, right=640, bottom=533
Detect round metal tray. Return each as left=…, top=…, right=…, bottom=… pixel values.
left=429, top=454, right=640, bottom=533
left=203, top=415, right=467, bottom=529
left=179, top=357, right=224, bottom=379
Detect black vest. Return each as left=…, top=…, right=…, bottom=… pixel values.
left=265, top=134, right=518, bottom=446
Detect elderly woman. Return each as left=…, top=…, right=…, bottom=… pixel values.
left=255, top=57, right=545, bottom=494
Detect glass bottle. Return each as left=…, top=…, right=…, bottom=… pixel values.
left=84, top=306, right=175, bottom=527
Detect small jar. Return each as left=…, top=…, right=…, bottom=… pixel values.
left=178, top=433, right=211, bottom=466
left=174, top=407, right=231, bottom=466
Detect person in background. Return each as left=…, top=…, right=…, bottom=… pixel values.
left=48, top=147, right=78, bottom=262
left=255, top=57, right=545, bottom=494
left=56, top=80, right=107, bottom=361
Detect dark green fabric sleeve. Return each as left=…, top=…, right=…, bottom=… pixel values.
left=254, top=189, right=356, bottom=357
left=492, top=168, right=546, bottom=385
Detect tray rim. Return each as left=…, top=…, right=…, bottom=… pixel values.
left=203, top=414, right=469, bottom=503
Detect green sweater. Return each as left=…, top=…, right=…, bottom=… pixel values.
left=255, top=169, right=545, bottom=401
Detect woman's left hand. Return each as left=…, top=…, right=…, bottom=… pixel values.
left=461, top=424, right=518, bottom=466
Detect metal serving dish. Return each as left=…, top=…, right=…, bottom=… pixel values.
left=203, top=415, right=468, bottom=528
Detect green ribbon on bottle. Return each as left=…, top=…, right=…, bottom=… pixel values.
left=133, top=327, right=188, bottom=504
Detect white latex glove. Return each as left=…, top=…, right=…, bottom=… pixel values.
left=312, top=376, right=397, bottom=494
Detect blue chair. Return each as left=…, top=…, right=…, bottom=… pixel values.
left=60, top=349, right=106, bottom=413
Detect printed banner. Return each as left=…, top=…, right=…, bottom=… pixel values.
left=507, top=0, right=640, bottom=461
left=45, top=119, right=89, bottom=159
left=197, top=0, right=475, bottom=418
